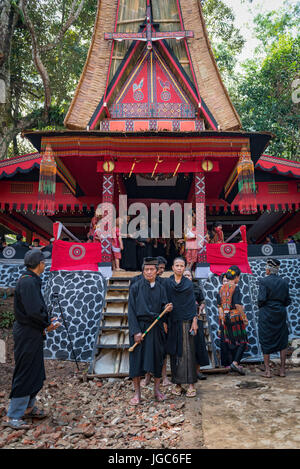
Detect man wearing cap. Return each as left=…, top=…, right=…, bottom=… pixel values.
left=4, top=250, right=60, bottom=429
left=257, top=258, right=291, bottom=378
left=128, top=257, right=173, bottom=405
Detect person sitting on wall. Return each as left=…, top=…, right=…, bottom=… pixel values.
left=265, top=235, right=277, bottom=244
left=43, top=238, right=54, bottom=256
left=29, top=238, right=44, bottom=250
left=12, top=234, right=30, bottom=249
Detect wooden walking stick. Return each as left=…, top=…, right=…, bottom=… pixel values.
left=129, top=305, right=171, bottom=353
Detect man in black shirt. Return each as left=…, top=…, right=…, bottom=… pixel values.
left=4, top=250, right=60, bottom=429
left=128, top=257, right=172, bottom=405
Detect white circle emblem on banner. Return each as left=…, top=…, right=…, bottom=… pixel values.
left=69, top=245, right=86, bottom=261
left=261, top=244, right=274, bottom=256
left=2, top=246, right=16, bottom=259
left=220, top=244, right=236, bottom=258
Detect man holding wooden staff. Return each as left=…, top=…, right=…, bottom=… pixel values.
left=128, top=257, right=173, bottom=405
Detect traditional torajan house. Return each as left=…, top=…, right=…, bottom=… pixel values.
left=1, top=0, right=299, bottom=264
left=0, top=0, right=299, bottom=374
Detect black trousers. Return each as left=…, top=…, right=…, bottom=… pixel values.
left=221, top=342, right=246, bottom=366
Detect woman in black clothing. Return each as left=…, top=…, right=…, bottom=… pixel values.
left=183, top=270, right=209, bottom=380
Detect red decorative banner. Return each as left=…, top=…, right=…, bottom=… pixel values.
left=206, top=242, right=252, bottom=276
left=51, top=240, right=102, bottom=272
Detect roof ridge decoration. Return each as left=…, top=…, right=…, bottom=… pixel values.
left=89, top=44, right=212, bottom=132
left=64, top=0, right=242, bottom=131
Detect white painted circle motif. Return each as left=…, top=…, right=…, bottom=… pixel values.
left=261, top=244, right=273, bottom=256
left=220, top=244, right=236, bottom=258
left=2, top=246, right=16, bottom=259
left=69, top=245, right=86, bottom=261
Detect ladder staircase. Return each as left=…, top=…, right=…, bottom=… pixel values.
left=89, top=272, right=215, bottom=377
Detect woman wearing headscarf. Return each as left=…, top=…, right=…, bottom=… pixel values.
left=217, top=266, right=248, bottom=375
left=165, top=257, right=198, bottom=397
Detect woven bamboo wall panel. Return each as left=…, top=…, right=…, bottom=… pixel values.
left=180, top=0, right=241, bottom=131
left=64, top=0, right=242, bottom=131
left=64, top=0, right=119, bottom=130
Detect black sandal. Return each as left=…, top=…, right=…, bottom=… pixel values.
left=230, top=363, right=245, bottom=375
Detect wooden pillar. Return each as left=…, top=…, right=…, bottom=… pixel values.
left=195, top=173, right=207, bottom=263
left=101, top=173, right=114, bottom=263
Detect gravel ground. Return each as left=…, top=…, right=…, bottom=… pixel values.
left=0, top=329, right=197, bottom=449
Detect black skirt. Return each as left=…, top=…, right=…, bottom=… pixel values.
left=129, top=319, right=166, bottom=379
left=195, top=319, right=210, bottom=366
left=10, top=322, right=46, bottom=398
left=170, top=320, right=197, bottom=385
left=121, top=238, right=137, bottom=271
left=258, top=305, right=289, bottom=355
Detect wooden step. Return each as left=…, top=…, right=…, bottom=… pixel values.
left=101, top=326, right=129, bottom=331
left=103, top=312, right=128, bottom=317
left=96, top=344, right=130, bottom=350
left=105, top=298, right=128, bottom=303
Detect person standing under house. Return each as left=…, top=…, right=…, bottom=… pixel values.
left=217, top=266, right=249, bottom=375
left=4, top=250, right=61, bottom=429
left=257, top=259, right=291, bottom=378
left=184, top=217, right=198, bottom=272
left=120, top=215, right=138, bottom=272
left=166, top=257, right=198, bottom=398
left=111, top=217, right=124, bottom=272
left=128, top=257, right=173, bottom=405
left=183, top=269, right=209, bottom=380
left=210, top=223, right=224, bottom=244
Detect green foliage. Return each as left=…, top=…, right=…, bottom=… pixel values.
left=8, top=0, right=97, bottom=153
left=253, top=2, right=300, bottom=48
left=0, top=310, right=15, bottom=329
left=202, top=0, right=245, bottom=76
left=230, top=6, right=300, bottom=161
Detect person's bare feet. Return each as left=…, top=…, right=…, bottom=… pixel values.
left=155, top=390, right=166, bottom=402
left=161, top=377, right=172, bottom=387
left=130, top=394, right=141, bottom=405
left=260, top=371, right=272, bottom=378
left=141, top=375, right=151, bottom=387
left=275, top=369, right=286, bottom=377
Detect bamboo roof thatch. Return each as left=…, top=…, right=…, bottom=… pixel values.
left=64, top=0, right=242, bottom=131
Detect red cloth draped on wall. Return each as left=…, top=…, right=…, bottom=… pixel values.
left=51, top=241, right=102, bottom=272
left=207, top=226, right=251, bottom=275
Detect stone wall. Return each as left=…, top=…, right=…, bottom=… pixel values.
left=0, top=263, right=106, bottom=363
left=201, top=257, right=300, bottom=364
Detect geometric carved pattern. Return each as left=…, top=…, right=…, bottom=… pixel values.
left=103, top=174, right=114, bottom=197
left=195, top=174, right=207, bottom=263
left=101, top=174, right=114, bottom=262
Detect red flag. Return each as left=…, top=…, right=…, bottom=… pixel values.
left=51, top=240, right=102, bottom=272
left=206, top=242, right=252, bottom=276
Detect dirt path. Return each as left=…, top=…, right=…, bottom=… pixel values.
left=1, top=329, right=300, bottom=449
left=198, top=369, right=300, bottom=449
left=177, top=392, right=205, bottom=449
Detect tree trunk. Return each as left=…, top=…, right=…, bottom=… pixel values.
left=0, top=0, right=18, bottom=159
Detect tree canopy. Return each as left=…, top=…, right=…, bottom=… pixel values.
left=0, top=0, right=299, bottom=161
